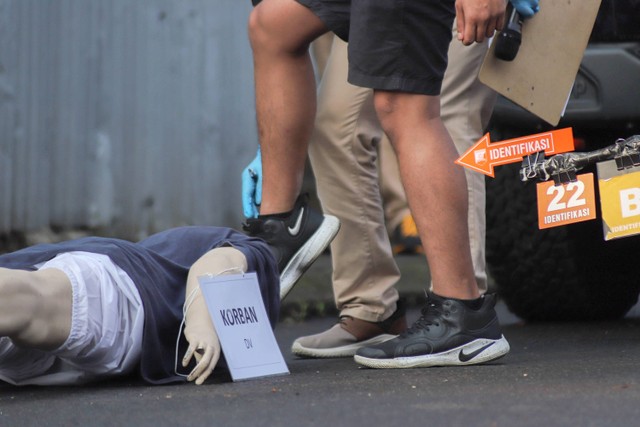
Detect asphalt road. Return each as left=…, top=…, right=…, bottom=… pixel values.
left=2, top=301, right=640, bottom=427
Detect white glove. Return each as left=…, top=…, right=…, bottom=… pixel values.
left=181, top=290, right=221, bottom=385
left=181, top=247, right=248, bottom=385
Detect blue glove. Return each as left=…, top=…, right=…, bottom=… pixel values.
left=510, top=0, right=540, bottom=18
left=241, top=148, right=262, bottom=218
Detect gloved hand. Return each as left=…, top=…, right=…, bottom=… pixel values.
left=182, top=289, right=221, bottom=385
left=509, top=0, right=540, bottom=18
left=181, top=247, right=248, bottom=385
left=241, top=148, right=262, bottom=218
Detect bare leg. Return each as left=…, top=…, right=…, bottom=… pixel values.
left=0, top=267, right=72, bottom=350
left=248, top=0, right=328, bottom=214
left=374, top=91, right=479, bottom=300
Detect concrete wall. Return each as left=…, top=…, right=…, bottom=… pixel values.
left=0, top=0, right=258, bottom=240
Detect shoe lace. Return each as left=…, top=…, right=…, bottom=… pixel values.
left=403, top=299, right=445, bottom=336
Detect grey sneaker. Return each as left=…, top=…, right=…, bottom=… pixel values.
left=291, top=300, right=407, bottom=358
left=354, top=292, right=510, bottom=369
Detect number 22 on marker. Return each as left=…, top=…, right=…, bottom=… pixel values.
left=546, top=180, right=587, bottom=211
left=536, top=173, right=597, bottom=229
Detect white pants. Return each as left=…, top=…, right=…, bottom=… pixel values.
left=0, top=252, right=144, bottom=386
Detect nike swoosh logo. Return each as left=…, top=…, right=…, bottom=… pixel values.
left=458, top=342, right=496, bottom=362
left=287, top=207, right=304, bottom=236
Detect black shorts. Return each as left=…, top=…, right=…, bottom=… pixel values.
left=297, top=0, right=455, bottom=95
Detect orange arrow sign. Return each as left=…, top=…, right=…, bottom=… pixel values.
left=455, top=127, right=575, bottom=177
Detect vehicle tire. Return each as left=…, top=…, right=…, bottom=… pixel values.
left=486, top=163, right=640, bottom=321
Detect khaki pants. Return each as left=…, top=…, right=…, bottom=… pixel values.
left=308, top=26, right=496, bottom=323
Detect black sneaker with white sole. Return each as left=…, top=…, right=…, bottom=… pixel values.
left=242, top=194, right=340, bottom=300
left=354, top=292, right=510, bottom=369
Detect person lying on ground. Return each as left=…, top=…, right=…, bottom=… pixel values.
left=0, top=226, right=279, bottom=386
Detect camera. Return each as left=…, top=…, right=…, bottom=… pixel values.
left=494, top=6, right=523, bottom=61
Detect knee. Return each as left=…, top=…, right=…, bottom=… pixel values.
left=0, top=275, right=39, bottom=336
left=248, top=6, right=270, bottom=51
left=248, top=4, right=308, bottom=56
left=373, top=92, right=404, bottom=141
left=373, top=92, right=397, bottom=122
left=0, top=269, right=72, bottom=350
left=373, top=91, right=441, bottom=140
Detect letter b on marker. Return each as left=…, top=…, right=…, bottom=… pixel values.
left=620, top=188, right=640, bottom=218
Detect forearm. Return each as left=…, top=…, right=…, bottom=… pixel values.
left=186, top=247, right=249, bottom=304
left=183, top=246, right=249, bottom=344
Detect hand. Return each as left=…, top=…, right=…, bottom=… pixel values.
left=181, top=248, right=248, bottom=385
left=182, top=300, right=221, bottom=385
left=241, top=148, right=262, bottom=218
left=509, top=0, right=539, bottom=18
left=456, top=0, right=507, bottom=46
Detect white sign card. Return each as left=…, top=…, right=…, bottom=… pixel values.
left=199, top=272, right=289, bottom=381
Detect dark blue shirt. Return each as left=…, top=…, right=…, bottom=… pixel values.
left=0, top=226, right=280, bottom=384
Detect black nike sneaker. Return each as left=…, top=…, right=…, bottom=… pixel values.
left=243, top=194, right=340, bottom=300
left=354, top=292, right=509, bottom=368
